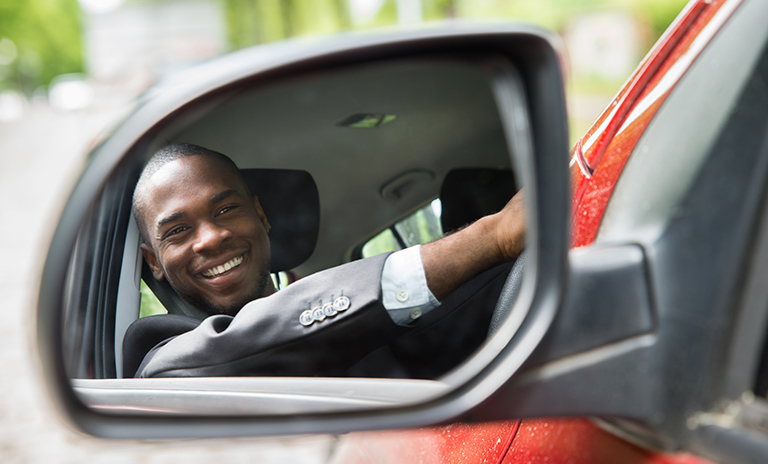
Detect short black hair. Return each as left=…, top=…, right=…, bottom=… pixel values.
left=132, top=143, right=246, bottom=242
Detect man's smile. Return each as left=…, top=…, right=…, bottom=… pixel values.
left=201, top=254, right=245, bottom=279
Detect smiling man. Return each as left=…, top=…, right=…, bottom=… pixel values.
left=126, top=143, right=526, bottom=379
left=133, top=146, right=275, bottom=317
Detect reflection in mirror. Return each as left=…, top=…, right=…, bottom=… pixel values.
left=62, top=56, right=532, bottom=415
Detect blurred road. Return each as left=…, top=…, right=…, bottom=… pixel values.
left=0, top=103, right=334, bottom=463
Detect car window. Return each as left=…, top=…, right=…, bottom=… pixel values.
left=395, top=199, right=443, bottom=247
left=139, top=280, right=166, bottom=317
left=361, top=199, right=443, bottom=258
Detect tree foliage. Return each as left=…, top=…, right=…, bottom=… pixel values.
left=222, top=0, right=463, bottom=49
left=0, top=0, right=83, bottom=92
left=623, top=0, right=690, bottom=40
left=0, top=0, right=689, bottom=93
left=453, top=0, right=688, bottom=41
left=223, top=0, right=352, bottom=49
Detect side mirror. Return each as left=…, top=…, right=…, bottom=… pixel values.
left=38, top=23, right=572, bottom=438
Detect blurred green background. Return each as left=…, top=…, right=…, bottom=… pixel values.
left=0, top=0, right=688, bottom=141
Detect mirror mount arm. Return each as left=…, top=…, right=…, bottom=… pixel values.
left=471, top=244, right=659, bottom=425
left=528, top=244, right=655, bottom=368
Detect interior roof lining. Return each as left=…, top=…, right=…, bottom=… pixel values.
left=166, top=56, right=513, bottom=274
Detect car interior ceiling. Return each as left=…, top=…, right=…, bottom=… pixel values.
left=165, top=56, right=515, bottom=276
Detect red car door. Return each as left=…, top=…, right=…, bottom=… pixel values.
left=331, top=0, right=741, bottom=463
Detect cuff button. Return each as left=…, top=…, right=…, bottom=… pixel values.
left=312, top=306, right=326, bottom=322
left=334, top=296, right=350, bottom=311
left=322, top=302, right=337, bottom=317
left=300, top=310, right=314, bottom=326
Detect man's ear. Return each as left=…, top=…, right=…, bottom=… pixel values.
left=140, top=243, right=165, bottom=281
left=252, top=195, right=271, bottom=232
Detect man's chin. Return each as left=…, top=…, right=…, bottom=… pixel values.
left=182, top=292, right=256, bottom=317
left=163, top=262, right=272, bottom=317
left=207, top=302, right=244, bottom=317
left=179, top=279, right=270, bottom=317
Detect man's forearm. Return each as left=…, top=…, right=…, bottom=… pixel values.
left=421, top=191, right=526, bottom=301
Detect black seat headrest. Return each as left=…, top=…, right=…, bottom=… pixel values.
left=241, top=168, right=319, bottom=272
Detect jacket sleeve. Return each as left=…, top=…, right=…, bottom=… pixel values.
left=135, top=252, right=406, bottom=378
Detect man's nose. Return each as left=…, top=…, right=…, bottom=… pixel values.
left=192, top=221, right=232, bottom=254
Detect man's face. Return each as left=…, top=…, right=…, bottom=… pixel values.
left=139, top=155, right=273, bottom=316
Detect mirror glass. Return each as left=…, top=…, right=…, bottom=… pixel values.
left=60, top=55, right=532, bottom=416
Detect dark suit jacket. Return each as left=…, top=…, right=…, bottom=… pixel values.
left=124, top=253, right=511, bottom=379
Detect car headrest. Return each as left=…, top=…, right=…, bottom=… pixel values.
left=141, top=168, right=320, bottom=320
left=241, top=168, right=320, bottom=272
left=439, top=168, right=517, bottom=233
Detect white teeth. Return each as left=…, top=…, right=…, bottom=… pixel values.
left=203, top=255, right=243, bottom=278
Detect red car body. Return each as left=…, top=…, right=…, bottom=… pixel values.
left=332, top=0, right=742, bottom=462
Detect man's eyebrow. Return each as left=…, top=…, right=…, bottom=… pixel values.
left=157, top=211, right=185, bottom=230
left=210, top=189, right=242, bottom=205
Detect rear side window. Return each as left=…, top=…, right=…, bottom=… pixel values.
left=361, top=199, right=443, bottom=258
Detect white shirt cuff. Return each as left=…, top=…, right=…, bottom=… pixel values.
left=381, top=245, right=440, bottom=326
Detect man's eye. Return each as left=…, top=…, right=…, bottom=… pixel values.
left=164, top=226, right=187, bottom=239
left=218, top=205, right=238, bottom=215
